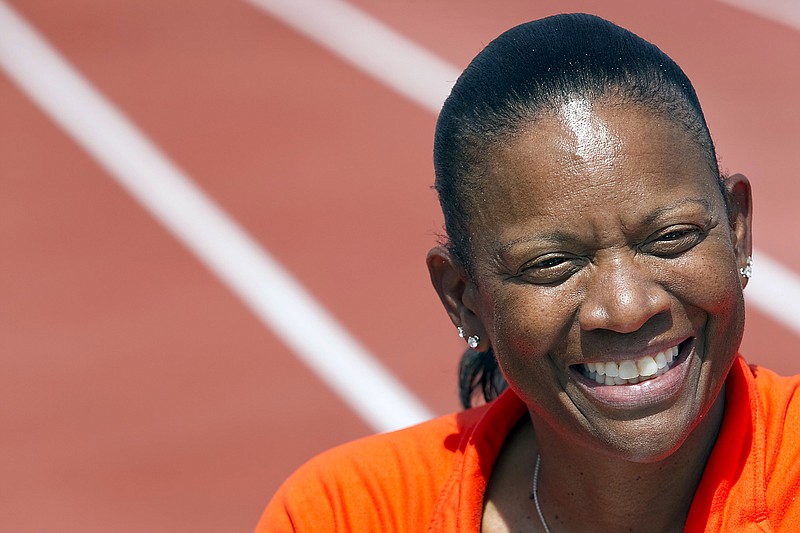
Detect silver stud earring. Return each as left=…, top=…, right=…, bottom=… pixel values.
left=458, top=326, right=481, bottom=350
left=740, top=256, right=753, bottom=279
left=467, top=335, right=480, bottom=350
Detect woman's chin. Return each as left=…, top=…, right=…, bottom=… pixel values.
left=588, top=418, right=696, bottom=463
left=574, top=383, right=726, bottom=465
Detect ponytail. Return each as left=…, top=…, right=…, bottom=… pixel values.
left=457, top=347, right=508, bottom=408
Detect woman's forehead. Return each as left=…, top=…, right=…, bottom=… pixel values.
left=486, top=104, right=714, bottom=195
left=559, top=97, right=621, bottom=164
left=474, top=103, right=722, bottom=228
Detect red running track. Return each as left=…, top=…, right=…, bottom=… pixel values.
left=2, top=1, right=799, bottom=531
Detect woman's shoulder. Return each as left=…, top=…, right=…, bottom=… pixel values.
left=741, top=359, right=800, bottom=449
left=743, top=359, right=800, bottom=527
left=305, top=399, right=491, bottom=470
left=257, top=404, right=492, bottom=532
left=296, top=403, right=487, bottom=475
left=746, top=360, right=800, bottom=411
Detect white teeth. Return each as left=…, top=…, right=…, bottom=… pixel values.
left=580, top=344, right=682, bottom=385
left=637, top=356, right=658, bottom=377
left=618, top=360, right=638, bottom=380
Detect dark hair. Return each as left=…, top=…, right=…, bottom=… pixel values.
left=434, top=14, right=721, bottom=408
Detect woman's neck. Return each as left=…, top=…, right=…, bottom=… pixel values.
left=482, top=392, right=724, bottom=532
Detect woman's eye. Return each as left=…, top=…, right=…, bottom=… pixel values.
left=517, top=255, right=582, bottom=284
left=644, top=227, right=705, bottom=255
left=660, top=230, right=690, bottom=240
left=537, top=257, right=567, bottom=268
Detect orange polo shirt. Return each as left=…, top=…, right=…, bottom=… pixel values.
left=257, top=356, right=800, bottom=531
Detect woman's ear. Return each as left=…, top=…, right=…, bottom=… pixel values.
left=722, top=173, right=753, bottom=287
left=426, top=246, right=485, bottom=340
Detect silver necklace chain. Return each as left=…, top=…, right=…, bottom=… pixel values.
left=531, top=453, right=552, bottom=533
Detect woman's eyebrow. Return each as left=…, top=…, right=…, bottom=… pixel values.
left=496, top=232, right=576, bottom=255
left=642, top=197, right=714, bottom=225
left=496, top=198, right=714, bottom=254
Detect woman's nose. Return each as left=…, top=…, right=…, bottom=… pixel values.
left=578, top=256, right=672, bottom=333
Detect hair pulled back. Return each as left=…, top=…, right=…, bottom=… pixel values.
left=435, top=14, right=720, bottom=408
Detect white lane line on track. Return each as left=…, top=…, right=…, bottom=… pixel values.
left=0, top=1, right=433, bottom=433
left=242, top=0, right=461, bottom=115
left=254, top=0, right=800, bottom=338
left=747, top=252, right=800, bottom=334
left=718, top=0, right=800, bottom=31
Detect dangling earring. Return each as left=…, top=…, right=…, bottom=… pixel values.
left=740, top=256, right=753, bottom=279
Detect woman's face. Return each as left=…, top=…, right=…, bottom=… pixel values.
left=462, top=99, right=751, bottom=461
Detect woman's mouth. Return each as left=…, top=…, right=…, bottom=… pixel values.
left=577, top=345, right=679, bottom=386
left=569, top=339, right=695, bottom=411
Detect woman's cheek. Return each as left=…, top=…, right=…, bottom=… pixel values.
left=683, top=254, right=743, bottom=315
left=491, top=287, right=571, bottom=364
left=663, top=238, right=740, bottom=310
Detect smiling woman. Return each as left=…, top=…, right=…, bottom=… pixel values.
left=257, top=13, right=800, bottom=532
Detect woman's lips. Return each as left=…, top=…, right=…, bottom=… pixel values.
left=570, top=339, right=694, bottom=411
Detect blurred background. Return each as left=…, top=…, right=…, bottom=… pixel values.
left=2, top=1, right=799, bottom=531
